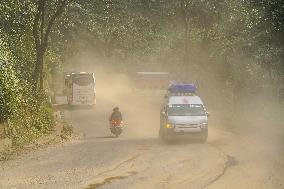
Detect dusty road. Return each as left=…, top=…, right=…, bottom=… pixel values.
left=0, top=79, right=283, bottom=189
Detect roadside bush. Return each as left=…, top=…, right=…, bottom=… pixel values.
left=61, top=121, right=73, bottom=139
left=0, top=59, right=54, bottom=145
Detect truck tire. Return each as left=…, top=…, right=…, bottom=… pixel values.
left=161, top=129, right=175, bottom=144
left=199, top=129, right=208, bottom=143
left=159, top=124, right=165, bottom=138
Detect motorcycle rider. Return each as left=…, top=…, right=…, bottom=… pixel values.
left=109, top=107, right=123, bottom=136
left=109, top=107, right=122, bottom=123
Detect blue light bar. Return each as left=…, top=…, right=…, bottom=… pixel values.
left=168, top=84, right=197, bottom=93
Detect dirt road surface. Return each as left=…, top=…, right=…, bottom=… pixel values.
left=0, top=77, right=283, bottom=189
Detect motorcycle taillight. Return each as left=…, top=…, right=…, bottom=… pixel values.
left=111, top=120, right=120, bottom=125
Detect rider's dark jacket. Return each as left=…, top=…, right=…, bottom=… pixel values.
left=109, top=111, right=122, bottom=122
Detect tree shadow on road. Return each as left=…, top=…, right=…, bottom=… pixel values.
left=83, top=135, right=206, bottom=147
left=53, top=104, right=93, bottom=111
left=163, top=139, right=207, bottom=145
left=80, top=136, right=206, bottom=148
left=95, top=136, right=118, bottom=139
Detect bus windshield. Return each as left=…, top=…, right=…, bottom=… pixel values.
left=72, top=74, right=94, bottom=86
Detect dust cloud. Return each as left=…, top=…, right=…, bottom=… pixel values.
left=61, top=50, right=284, bottom=143
left=60, top=52, right=163, bottom=139
left=58, top=49, right=284, bottom=187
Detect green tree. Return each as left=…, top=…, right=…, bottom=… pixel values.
left=32, top=0, right=70, bottom=90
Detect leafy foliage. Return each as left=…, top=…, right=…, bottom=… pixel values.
left=0, top=0, right=283, bottom=142
left=0, top=59, right=53, bottom=145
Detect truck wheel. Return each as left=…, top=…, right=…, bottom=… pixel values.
left=163, top=137, right=174, bottom=144
left=199, top=129, right=208, bottom=143
left=159, top=125, right=164, bottom=138
left=161, top=130, right=174, bottom=144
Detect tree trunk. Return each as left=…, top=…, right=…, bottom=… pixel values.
left=32, top=0, right=68, bottom=91
left=184, top=22, right=190, bottom=63
left=180, top=0, right=190, bottom=66
left=32, top=49, right=45, bottom=90
left=40, top=72, right=44, bottom=91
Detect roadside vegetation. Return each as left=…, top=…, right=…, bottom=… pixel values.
left=1, top=1, right=283, bottom=145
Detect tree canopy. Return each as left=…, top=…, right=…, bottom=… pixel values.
left=0, top=0, right=283, bottom=142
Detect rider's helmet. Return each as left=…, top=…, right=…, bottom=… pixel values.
left=113, top=106, right=119, bottom=111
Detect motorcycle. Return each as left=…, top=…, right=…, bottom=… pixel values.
left=110, top=120, right=123, bottom=137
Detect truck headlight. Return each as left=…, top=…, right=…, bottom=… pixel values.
left=165, top=123, right=173, bottom=129
left=200, top=123, right=208, bottom=128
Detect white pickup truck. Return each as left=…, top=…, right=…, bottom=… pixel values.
left=159, top=84, right=209, bottom=142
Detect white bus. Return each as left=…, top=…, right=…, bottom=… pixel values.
left=65, top=72, right=96, bottom=106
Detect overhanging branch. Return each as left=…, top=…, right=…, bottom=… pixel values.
left=43, top=0, right=69, bottom=50
left=40, top=0, right=46, bottom=45
left=33, top=0, right=43, bottom=52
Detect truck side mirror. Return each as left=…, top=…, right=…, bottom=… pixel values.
left=206, top=111, right=210, bottom=116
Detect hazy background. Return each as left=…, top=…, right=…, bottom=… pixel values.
left=1, top=0, right=283, bottom=168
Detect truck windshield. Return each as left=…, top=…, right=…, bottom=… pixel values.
left=168, top=104, right=205, bottom=116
